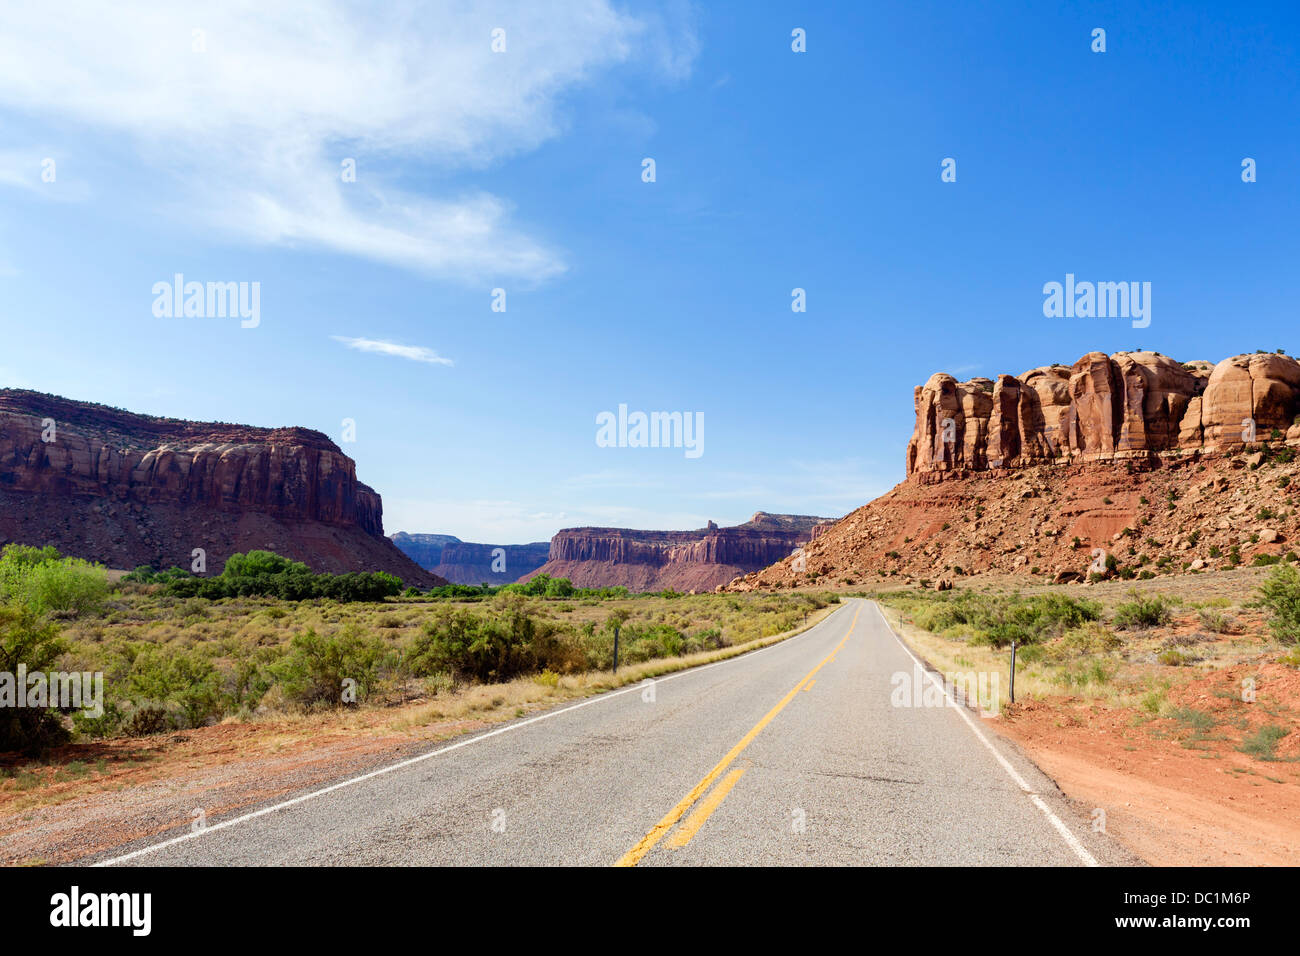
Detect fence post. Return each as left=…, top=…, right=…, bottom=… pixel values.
left=1009, top=640, right=1018, bottom=704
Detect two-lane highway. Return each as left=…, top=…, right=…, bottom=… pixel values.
left=95, top=599, right=1135, bottom=866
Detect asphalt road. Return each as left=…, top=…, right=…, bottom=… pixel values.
left=93, top=599, right=1136, bottom=866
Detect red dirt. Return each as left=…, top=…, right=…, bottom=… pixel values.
left=994, top=659, right=1300, bottom=866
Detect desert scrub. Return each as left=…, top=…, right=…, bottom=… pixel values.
left=1040, top=621, right=1120, bottom=662
left=1054, top=658, right=1116, bottom=689
left=1238, top=724, right=1290, bottom=760
left=1196, top=608, right=1236, bottom=634
left=30, top=588, right=836, bottom=740
left=881, top=590, right=1100, bottom=649
left=270, top=626, right=395, bottom=708
left=1112, top=592, right=1174, bottom=630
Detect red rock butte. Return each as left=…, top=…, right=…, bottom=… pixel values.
left=907, top=351, right=1300, bottom=481
left=0, top=388, right=440, bottom=584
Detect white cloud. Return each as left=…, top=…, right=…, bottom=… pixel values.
left=331, top=335, right=453, bottom=366
left=0, top=1, right=695, bottom=280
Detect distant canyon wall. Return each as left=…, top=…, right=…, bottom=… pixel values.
left=390, top=533, right=549, bottom=585
left=527, top=512, right=832, bottom=592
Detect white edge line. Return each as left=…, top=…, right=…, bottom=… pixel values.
left=96, top=600, right=849, bottom=866
left=870, top=600, right=1100, bottom=867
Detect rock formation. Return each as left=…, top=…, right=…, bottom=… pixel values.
left=527, top=512, right=832, bottom=592
left=907, top=351, right=1300, bottom=480
left=0, top=389, right=440, bottom=584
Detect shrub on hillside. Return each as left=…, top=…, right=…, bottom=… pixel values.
left=1113, top=593, right=1174, bottom=630
left=1257, top=564, right=1300, bottom=645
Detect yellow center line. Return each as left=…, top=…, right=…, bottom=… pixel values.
left=614, top=603, right=860, bottom=867
left=666, top=766, right=747, bottom=848
left=802, top=679, right=816, bottom=692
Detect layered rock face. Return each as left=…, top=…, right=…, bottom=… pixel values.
left=391, top=533, right=549, bottom=584
left=907, top=351, right=1300, bottom=480
left=0, top=389, right=440, bottom=584
left=527, top=512, right=832, bottom=592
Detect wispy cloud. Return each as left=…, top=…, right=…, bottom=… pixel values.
left=0, top=1, right=697, bottom=280
left=331, top=335, right=453, bottom=366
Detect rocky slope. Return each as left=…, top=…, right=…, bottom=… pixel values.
left=391, top=533, right=549, bottom=584
left=0, top=389, right=440, bottom=584
left=732, top=351, right=1300, bottom=590
left=527, top=512, right=832, bottom=592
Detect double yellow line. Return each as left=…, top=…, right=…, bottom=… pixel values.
left=615, top=604, right=860, bottom=866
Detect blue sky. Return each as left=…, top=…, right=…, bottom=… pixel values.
left=1, top=1, right=1297, bottom=542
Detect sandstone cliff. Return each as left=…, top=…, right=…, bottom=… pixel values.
left=733, top=352, right=1300, bottom=591
left=391, top=533, right=549, bottom=584
left=907, top=351, right=1300, bottom=479
left=528, top=512, right=832, bottom=592
left=0, top=389, right=440, bottom=584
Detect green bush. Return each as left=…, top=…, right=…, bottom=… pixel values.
left=270, top=626, right=393, bottom=708
left=0, top=544, right=110, bottom=617
left=1257, top=565, right=1300, bottom=645
left=161, top=550, right=403, bottom=602
left=408, top=606, right=541, bottom=683
left=122, top=565, right=193, bottom=584
left=1113, top=593, right=1173, bottom=630
left=0, top=605, right=71, bottom=754
left=118, top=643, right=224, bottom=731
left=618, top=622, right=686, bottom=663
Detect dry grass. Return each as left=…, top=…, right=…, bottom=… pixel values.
left=873, top=566, right=1283, bottom=717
